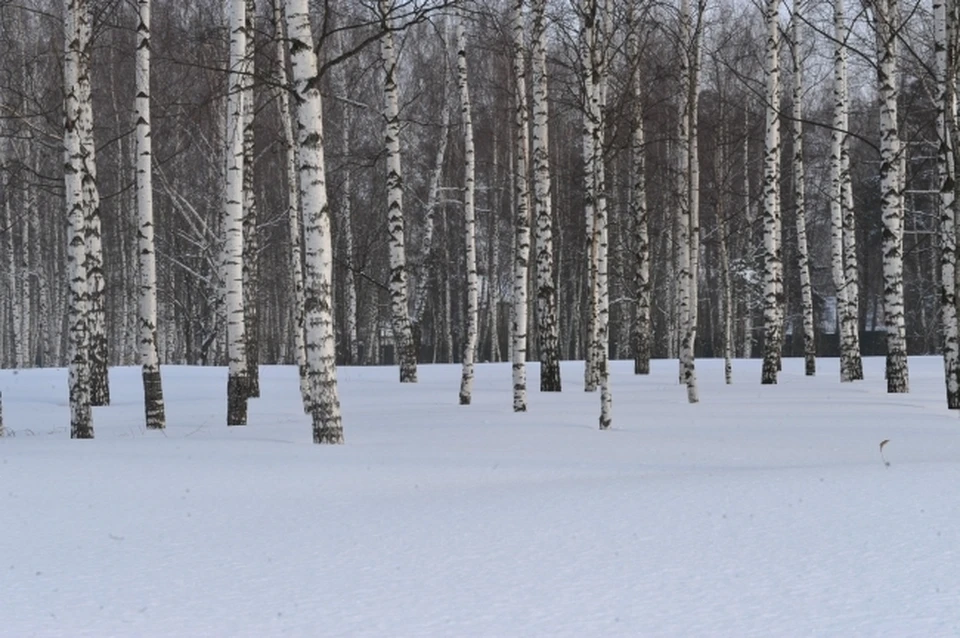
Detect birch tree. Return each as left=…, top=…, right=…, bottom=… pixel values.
left=511, top=0, right=531, bottom=412
left=272, top=3, right=310, bottom=409
left=760, top=0, right=783, bottom=385
left=224, top=0, right=249, bottom=425
left=791, top=2, right=815, bottom=376
left=832, top=0, right=863, bottom=382
left=77, top=0, right=108, bottom=406
left=531, top=0, right=561, bottom=392
left=380, top=0, right=417, bottom=383
left=242, top=0, right=260, bottom=398
left=65, top=0, right=93, bottom=438
left=629, top=1, right=651, bottom=376
left=285, top=0, right=344, bottom=444
left=872, top=0, right=909, bottom=392
left=935, top=0, right=960, bottom=407
left=135, top=0, right=165, bottom=429
left=457, top=9, right=479, bottom=405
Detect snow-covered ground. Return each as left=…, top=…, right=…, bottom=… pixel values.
left=2, top=356, right=959, bottom=637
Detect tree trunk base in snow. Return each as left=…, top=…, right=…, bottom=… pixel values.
left=805, top=354, right=816, bottom=377
left=312, top=411, right=343, bottom=444
left=90, top=359, right=110, bottom=407
left=142, top=368, right=166, bottom=429
left=886, top=353, right=909, bottom=393
left=227, top=373, right=249, bottom=426
left=540, top=360, right=561, bottom=392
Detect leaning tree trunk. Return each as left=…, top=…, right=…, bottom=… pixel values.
left=135, top=0, right=165, bottom=429
left=935, top=0, right=960, bottom=408
left=629, top=1, right=651, bottom=376
left=224, top=0, right=249, bottom=425
left=511, top=0, right=531, bottom=412
left=457, top=10, right=479, bottom=406
left=874, top=0, right=909, bottom=393
left=531, top=0, right=561, bottom=392
left=242, top=0, right=260, bottom=398
left=65, top=0, right=93, bottom=438
left=273, top=2, right=310, bottom=410
left=379, top=0, right=417, bottom=383
left=285, top=0, right=344, bottom=444
left=77, top=0, right=108, bottom=406
left=791, top=4, right=816, bottom=377
left=760, top=0, right=783, bottom=385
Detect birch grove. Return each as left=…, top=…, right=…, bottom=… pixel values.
left=1, top=0, right=959, bottom=433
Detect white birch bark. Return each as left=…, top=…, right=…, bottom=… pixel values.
left=224, top=0, right=248, bottom=425
left=511, top=0, right=531, bottom=412
left=596, top=0, right=613, bottom=426
left=630, top=2, right=651, bottom=377
left=874, top=0, right=909, bottom=392
left=273, top=3, right=309, bottom=409
left=791, top=5, right=816, bottom=376
left=65, top=0, right=93, bottom=438
left=832, top=0, right=862, bottom=382
left=1, top=150, right=22, bottom=369
left=242, top=0, right=260, bottom=398
left=380, top=0, right=417, bottom=383
left=285, top=0, right=344, bottom=444
left=457, top=11, right=479, bottom=405
left=531, top=0, right=561, bottom=392
left=77, top=0, right=108, bottom=406
left=582, top=0, right=600, bottom=393
left=135, top=0, right=165, bottom=429
left=761, top=0, right=783, bottom=385
left=936, top=0, right=960, bottom=408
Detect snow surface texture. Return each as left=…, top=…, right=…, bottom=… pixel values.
left=1, top=357, right=959, bottom=637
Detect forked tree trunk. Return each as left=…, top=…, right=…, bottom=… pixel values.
left=511, top=0, right=531, bottom=412
left=273, top=3, right=310, bottom=410
left=379, top=0, right=417, bottom=383
left=135, top=0, right=165, bottom=429
left=457, top=10, right=479, bottom=405
left=874, top=0, right=909, bottom=393
left=224, top=0, right=249, bottom=425
left=65, top=0, right=93, bottom=438
left=531, top=0, right=561, bottom=392
left=935, top=0, right=960, bottom=408
left=760, top=0, right=783, bottom=385
left=791, top=4, right=816, bottom=377
left=77, top=0, right=108, bottom=406
left=285, top=0, right=344, bottom=444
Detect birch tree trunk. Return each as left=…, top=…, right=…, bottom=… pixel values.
left=224, top=0, right=249, bottom=425
left=761, top=0, right=783, bottom=385
left=935, top=0, right=960, bottom=408
left=832, top=0, right=862, bottom=382
left=873, top=0, right=909, bottom=392
left=511, top=0, right=531, bottom=412
left=791, top=5, right=816, bottom=377
left=242, top=0, right=260, bottom=398
left=1, top=151, right=22, bottom=369
left=135, top=0, right=165, bottom=429
left=531, top=0, right=561, bottom=392
left=629, top=2, right=651, bottom=376
left=457, top=10, right=479, bottom=405
left=273, top=2, right=309, bottom=409
left=65, top=0, right=93, bottom=438
left=77, top=0, right=108, bottom=406
left=285, top=0, right=344, bottom=444
left=582, top=0, right=600, bottom=393
left=380, top=0, right=417, bottom=383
